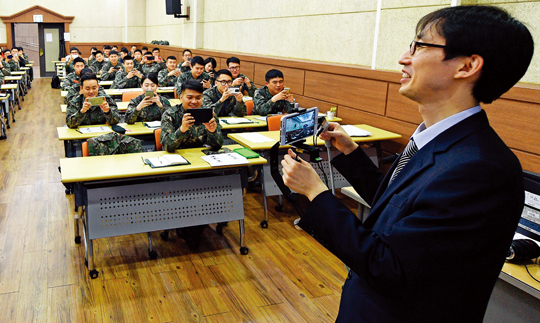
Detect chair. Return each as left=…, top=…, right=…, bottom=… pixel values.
left=267, top=115, right=284, bottom=131
left=174, top=88, right=178, bottom=99
left=122, top=91, right=143, bottom=102
left=245, top=100, right=253, bottom=115
left=82, top=141, right=89, bottom=157
left=154, top=128, right=162, bottom=151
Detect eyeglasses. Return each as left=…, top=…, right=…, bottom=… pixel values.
left=409, top=40, right=446, bottom=55
left=229, top=66, right=240, bottom=70
left=216, top=80, right=233, bottom=86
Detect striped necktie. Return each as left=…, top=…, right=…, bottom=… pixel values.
left=389, top=138, right=418, bottom=184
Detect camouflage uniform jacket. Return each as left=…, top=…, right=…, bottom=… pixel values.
left=112, top=69, right=141, bottom=89
left=66, top=93, right=120, bottom=128
left=176, top=63, right=191, bottom=73
left=0, top=61, right=11, bottom=76
left=0, top=70, right=4, bottom=84
left=175, top=71, right=211, bottom=99
left=23, top=54, right=30, bottom=62
left=88, top=56, right=96, bottom=66
left=158, top=69, right=179, bottom=87
left=125, top=94, right=171, bottom=124
left=3, top=59, right=19, bottom=72
left=202, top=86, right=246, bottom=117
left=100, top=62, right=124, bottom=81
left=90, top=60, right=106, bottom=75
left=65, top=59, right=88, bottom=75
left=62, top=72, right=81, bottom=91
left=87, top=132, right=142, bottom=156
left=140, top=62, right=162, bottom=75
left=253, top=85, right=294, bottom=116
left=160, top=104, right=223, bottom=152
left=237, top=73, right=257, bottom=97
left=134, top=59, right=143, bottom=71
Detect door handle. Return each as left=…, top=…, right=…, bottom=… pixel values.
left=39, top=48, right=44, bottom=56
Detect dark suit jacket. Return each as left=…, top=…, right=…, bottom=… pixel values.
left=299, top=110, right=524, bottom=323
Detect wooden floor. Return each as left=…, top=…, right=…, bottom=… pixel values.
left=0, top=78, right=359, bottom=322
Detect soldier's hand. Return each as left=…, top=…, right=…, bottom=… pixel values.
left=232, top=77, right=244, bottom=86
left=285, top=94, right=295, bottom=103
left=235, top=92, right=244, bottom=102
left=204, top=115, right=217, bottom=133
left=182, top=60, right=190, bottom=67
left=244, top=77, right=251, bottom=87
left=271, top=91, right=287, bottom=103
left=81, top=98, right=91, bottom=113
left=100, top=101, right=110, bottom=113
left=201, top=80, right=211, bottom=89
left=108, top=67, right=115, bottom=73
left=137, top=96, right=153, bottom=111
left=221, top=89, right=233, bottom=102
left=180, top=113, right=195, bottom=133
left=127, top=71, right=135, bottom=78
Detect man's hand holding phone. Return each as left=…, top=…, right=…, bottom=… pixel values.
left=232, top=77, right=244, bottom=87
left=100, top=100, right=110, bottom=114
left=81, top=98, right=92, bottom=113
left=203, top=113, right=217, bottom=133
left=180, top=113, right=195, bottom=133
left=201, top=79, right=211, bottom=89
left=319, top=122, right=358, bottom=155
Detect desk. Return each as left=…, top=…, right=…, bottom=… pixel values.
left=61, top=101, right=130, bottom=113
left=11, top=71, right=28, bottom=95
left=0, top=94, right=10, bottom=139
left=228, top=125, right=402, bottom=226
left=60, top=144, right=267, bottom=278
left=98, top=80, right=113, bottom=88
left=1, top=83, right=20, bottom=110
left=61, top=87, right=175, bottom=97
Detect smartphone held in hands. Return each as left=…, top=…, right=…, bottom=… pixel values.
left=145, top=90, right=154, bottom=98
left=229, top=87, right=240, bottom=94
left=88, top=96, right=105, bottom=106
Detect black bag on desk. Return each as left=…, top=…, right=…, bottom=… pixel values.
left=51, top=75, right=61, bottom=89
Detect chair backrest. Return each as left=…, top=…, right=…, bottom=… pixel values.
left=267, top=115, right=284, bottom=131
left=174, top=87, right=178, bottom=99
left=154, top=128, right=163, bottom=151
left=82, top=141, right=89, bottom=157
left=245, top=100, right=253, bottom=115
left=122, top=91, right=143, bottom=102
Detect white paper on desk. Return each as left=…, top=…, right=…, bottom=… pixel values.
left=342, top=125, right=371, bottom=137
left=201, top=153, right=249, bottom=167
left=78, top=126, right=112, bottom=134
left=145, top=121, right=161, bottom=128
left=254, top=117, right=267, bottom=121
left=159, top=86, right=175, bottom=90
left=223, top=118, right=253, bottom=124
left=237, top=132, right=274, bottom=143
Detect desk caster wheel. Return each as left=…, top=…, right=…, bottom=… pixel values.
left=149, top=249, right=158, bottom=260
left=160, top=230, right=169, bottom=241
left=240, top=247, right=249, bottom=255
left=6, top=124, right=10, bottom=129
left=74, top=236, right=81, bottom=244
left=260, top=220, right=268, bottom=228
left=275, top=204, right=283, bottom=212
left=65, top=188, right=70, bottom=194
left=215, top=224, right=223, bottom=235
left=89, top=269, right=99, bottom=279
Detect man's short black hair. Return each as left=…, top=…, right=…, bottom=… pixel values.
left=167, top=56, right=177, bottom=61
left=152, top=48, right=160, bottom=52
left=94, top=50, right=103, bottom=56
left=141, top=72, right=159, bottom=85
left=18, top=47, right=24, bottom=51
left=3, top=49, right=10, bottom=54
left=134, top=49, right=142, bottom=54
left=416, top=5, right=534, bottom=104
left=109, top=50, right=119, bottom=56
left=73, top=57, right=85, bottom=65
left=142, top=46, right=148, bottom=51
left=11, top=47, right=17, bottom=51
left=123, top=55, right=134, bottom=62
left=215, top=69, right=233, bottom=79
left=112, top=45, right=118, bottom=49
left=183, top=49, right=192, bottom=55
left=91, top=47, right=98, bottom=51
left=70, top=47, right=78, bottom=52
left=103, top=45, right=111, bottom=50
left=226, top=57, right=241, bottom=67
left=120, top=48, right=129, bottom=54
left=265, top=69, right=284, bottom=82
left=131, top=45, right=137, bottom=48
left=191, top=56, right=205, bottom=67
left=80, top=67, right=93, bottom=76
left=204, top=57, right=217, bottom=69
left=181, top=79, right=204, bottom=94
left=144, top=51, right=153, bottom=56
left=80, top=72, right=98, bottom=86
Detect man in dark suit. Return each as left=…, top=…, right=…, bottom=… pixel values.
left=281, top=6, right=534, bottom=323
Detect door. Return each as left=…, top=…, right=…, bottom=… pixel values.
left=38, top=23, right=65, bottom=77
left=13, top=23, right=40, bottom=77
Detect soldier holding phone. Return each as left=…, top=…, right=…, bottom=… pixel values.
left=125, top=73, right=171, bottom=124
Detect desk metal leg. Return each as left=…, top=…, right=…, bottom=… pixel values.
left=258, top=164, right=269, bottom=228
left=0, top=103, right=6, bottom=139
left=239, top=220, right=249, bottom=254
left=74, top=206, right=82, bottom=244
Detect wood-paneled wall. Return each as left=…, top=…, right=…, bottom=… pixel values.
left=70, top=42, right=540, bottom=173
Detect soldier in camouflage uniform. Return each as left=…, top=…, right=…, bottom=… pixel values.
left=140, top=53, right=163, bottom=75
left=2, top=49, right=20, bottom=72
left=18, top=47, right=33, bottom=82
left=112, top=56, right=143, bottom=89
left=87, top=47, right=98, bottom=66
left=100, top=51, right=123, bottom=81
left=87, top=132, right=142, bottom=156
left=158, top=56, right=182, bottom=87
left=125, top=73, right=171, bottom=124
left=90, top=51, right=107, bottom=75
left=133, top=49, right=144, bottom=71
left=177, top=49, right=193, bottom=73
left=0, top=60, right=11, bottom=76
left=175, top=56, right=212, bottom=98
left=227, top=57, right=257, bottom=97
left=62, top=57, right=86, bottom=92
left=0, top=70, right=4, bottom=85
left=253, top=69, right=295, bottom=116
left=152, top=48, right=167, bottom=70
left=202, top=69, right=246, bottom=117
left=161, top=80, right=223, bottom=152
left=66, top=73, right=120, bottom=128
